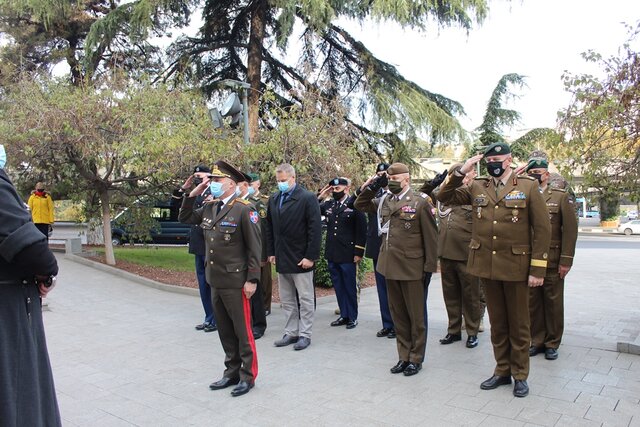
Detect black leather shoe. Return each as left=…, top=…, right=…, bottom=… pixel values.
left=466, top=335, right=479, bottom=348
left=529, top=346, right=544, bottom=357
left=513, top=380, right=529, bottom=397
left=390, top=360, right=410, bottom=374
left=274, top=335, right=298, bottom=347
left=480, top=375, right=512, bottom=390
left=403, top=362, right=422, bottom=376
left=230, top=381, right=254, bottom=397
left=439, top=333, right=462, bottom=345
left=330, top=317, right=348, bottom=327
left=209, top=377, right=240, bottom=390
left=252, top=329, right=264, bottom=340
left=376, top=328, right=392, bottom=337
left=195, top=323, right=206, bottom=331
left=265, top=309, right=271, bottom=316
left=545, top=348, right=558, bottom=360
left=346, top=320, right=358, bottom=329
left=387, top=329, right=396, bottom=339
left=203, top=323, right=218, bottom=333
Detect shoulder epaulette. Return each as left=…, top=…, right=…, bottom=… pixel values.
left=474, top=176, right=490, bottom=181
left=417, top=192, right=433, bottom=203
left=517, top=175, right=536, bottom=181
left=550, top=187, right=567, bottom=193
left=235, top=198, right=251, bottom=205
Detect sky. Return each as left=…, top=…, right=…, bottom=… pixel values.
left=335, top=0, right=640, bottom=139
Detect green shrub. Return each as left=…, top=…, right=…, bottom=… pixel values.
left=314, top=230, right=372, bottom=288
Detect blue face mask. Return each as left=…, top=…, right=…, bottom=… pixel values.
left=0, top=145, right=6, bottom=169
left=277, top=181, right=290, bottom=193
left=209, top=181, right=224, bottom=198
left=247, top=186, right=255, bottom=196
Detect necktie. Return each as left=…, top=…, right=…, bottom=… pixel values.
left=279, top=192, right=289, bottom=209
left=216, top=202, right=223, bottom=216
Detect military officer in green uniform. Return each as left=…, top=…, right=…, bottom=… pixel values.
left=248, top=173, right=273, bottom=314
left=179, top=160, right=262, bottom=397
left=430, top=164, right=483, bottom=349
left=355, top=163, right=438, bottom=377
left=437, top=142, right=551, bottom=398
left=525, top=157, right=578, bottom=361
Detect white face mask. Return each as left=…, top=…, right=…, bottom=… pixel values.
left=0, top=144, right=6, bottom=169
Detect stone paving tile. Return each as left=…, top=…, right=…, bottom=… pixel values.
left=554, top=414, right=603, bottom=427
left=43, top=239, right=640, bottom=426
left=584, top=405, right=632, bottom=426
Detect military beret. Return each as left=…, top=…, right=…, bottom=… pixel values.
left=193, top=165, right=211, bottom=174
left=246, top=172, right=260, bottom=182
left=376, top=162, right=390, bottom=172
left=329, top=177, right=349, bottom=186
left=210, top=160, right=245, bottom=183
left=387, top=162, right=410, bottom=175
left=483, top=142, right=511, bottom=157
left=526, top=158, right=549, bottom=171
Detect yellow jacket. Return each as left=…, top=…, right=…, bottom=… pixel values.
left=28, top=192, right=54, bottom=224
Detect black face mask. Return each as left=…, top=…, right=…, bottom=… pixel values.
left=193, top=177, right=203, bottom=186
left=528, top=173, right=543, bottom=184
left=486, top=161, right=505, bottom=178
left=332, top=191, right=345, bottom=201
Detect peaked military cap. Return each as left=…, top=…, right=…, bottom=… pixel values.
left=193, top=165, right=211, bottom=174
left=483, top=142, right=511, bottom=157
left=376, top=162, right=390, bottom=172
left=387, top=162, right=410, bottom=175
left=210, top=160, right=245, bottom=183
left=329, top=177, right=349, bottom=186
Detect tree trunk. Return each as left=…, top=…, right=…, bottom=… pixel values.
left=98, top=189, right=116, bottom=265
left=247, top=0, right=267, bottom=143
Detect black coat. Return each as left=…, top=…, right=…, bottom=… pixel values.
left=320, top=196, right=367, bottom=263
left=265, top=184, right=322, bottom=274
left=353, top=188, right=387, bottom=260
left=0, top=169, right=61, bottom=426
left=173, top=187, right=210, bottom=255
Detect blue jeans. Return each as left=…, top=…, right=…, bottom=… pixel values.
left=195, top=254, right=215, bottom=325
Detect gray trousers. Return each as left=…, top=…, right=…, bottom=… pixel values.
left=278, top=271, right=315, bottom=339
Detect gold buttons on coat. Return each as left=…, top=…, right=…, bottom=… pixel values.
left=495, top=206, right=499, bottom=209
left=493, top=220, right=497, bottom=224
left=493, top=236, right=497, bottom=240
left=492, top=251, right=496, bottom=255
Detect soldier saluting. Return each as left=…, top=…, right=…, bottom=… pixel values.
left=437, top=142, right=551, bottom=398
left=179, top=160, right=262, bottom=397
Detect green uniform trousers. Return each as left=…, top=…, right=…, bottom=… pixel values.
left=482, top=279, right=530, bottom=380
left=529, top=271, right=564, bottom=349
left=440, top=258, right=483, bottom=336
left=386, top=279, right=426, bottom=364
left=212, top=287, right=258, bottom=383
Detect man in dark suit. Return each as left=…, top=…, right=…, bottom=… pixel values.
left=179, top=160, right=262, bottom=397
left=265, top=163, right=322, bottom=351
left=318, top=177, right=367, bottom=329
left=173, top=165, right=217, bottom=332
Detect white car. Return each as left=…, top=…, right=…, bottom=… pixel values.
left=628, top=210, right=638, bottom=220
left=618, top=220, right=640, bottom=236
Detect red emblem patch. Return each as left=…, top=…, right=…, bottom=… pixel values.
left=249, top=211, right=259, bottom=224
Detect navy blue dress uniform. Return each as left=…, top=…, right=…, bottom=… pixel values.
left=320, top=178, right=367, bottom=329
left=179, top=161, right=262, bottom=395
left=173, top=165, right=217, bottom=332
left=0, top=166, right=61, bottom=426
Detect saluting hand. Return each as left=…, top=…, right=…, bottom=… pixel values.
left=189, top=177, right=210, bottom=198
left=268, top=256, right=276, bottom=265
left=460, top=154, right=484, bottom=174
left=318, top=184, right=332, bottom=200
left=354, top=256, right=362, bottom=263
left=514, top=164, right=528, bottom=176
left=243, top=281, right=257, bottom=299
left=181, top=175, right=194, bottom=190
left=528, top=275, right=544, bottom=287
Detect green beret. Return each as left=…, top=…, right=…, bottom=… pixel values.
left=387, top=162, right=410, bottom=175
left=526, top=158, right=548, bottom=171
left=246, top=172, right=260, bottom=182
left=483, top=142, right=511, bottom=157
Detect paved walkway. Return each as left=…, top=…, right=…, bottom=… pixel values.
left=44, top=235, right=640, bottom=426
